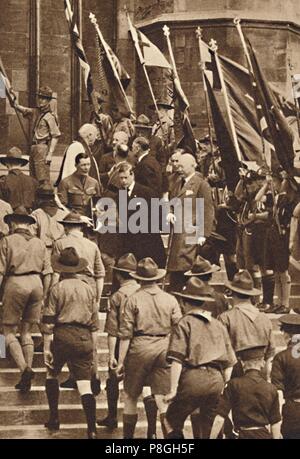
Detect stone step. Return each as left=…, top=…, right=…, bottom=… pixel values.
left=0, top=422, right=193, bottom=440
left=0, top=385, right=128, bottom=406
left=0, top=349, right=109, bottom=369
left=0, top=403, right=161, bottom=426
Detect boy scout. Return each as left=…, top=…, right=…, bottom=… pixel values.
left=42, top=248, right=100, bottom=439
left=53, top=211, right=105, bottom=389
left=98, top=253, right=140, bottom=431
left=164, top=277, right=236, bottom=439
left=184, top=255, right=228, bottom=317
left=0, top=206, right=52, bottom=392
left=219, top=270, right=276, bottom=380
left=210, top=346, right=281, bottom=439
left=12, top=86, right=61, bottom=183
left=271, top=314, right=300, bottom=439
left=116, top=257, right=182, bottom=439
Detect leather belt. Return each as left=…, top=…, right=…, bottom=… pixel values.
left=32, top=139, right=49, bottom=145
left=8, top=272, right=40, bottom=276
left=239, top=426, right=267, bottom=431
left=133, top=332, right=167, bottom=337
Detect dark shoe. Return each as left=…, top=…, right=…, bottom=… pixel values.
left=97, top=416, right=118, bottom=430
left=274, top=305, right=290, bottom=314
left=18, top=367, right=35, bottom=393
left=87, top=431, right=97, bottom=439
left=266, top=304, right=283, bottom=314
left=60, top=378, right=77, bottom=389
left=45, top=419, right=60, bottom=431
left=257, top=303, right=273, bottom=312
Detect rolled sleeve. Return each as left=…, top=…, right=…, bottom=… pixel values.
left=104, top=295, right=119, bottom=337
left=42, top=287, right=58, bottom=334
left=222, top=326, right=237, bottom=368
left=46, top=113, right=61, bottom=138
left=94, top=246, right=105, bottom=278
left=90, top=300, right=100, bottom=332
left=118, top=299, right=136, bottom=340
left=167, top=320, right=188, bottom=363
left=265, top=329, right=277, bottom=360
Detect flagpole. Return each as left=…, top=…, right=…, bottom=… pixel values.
left=125, top=8, right=168, bottom=150
left=209, top=39, right=242, bottom=162
left=0, top=57, right=30, bottom=147
left=89, top=12, right=133, bottom=116
left=288, top=58, right=300, bottom=139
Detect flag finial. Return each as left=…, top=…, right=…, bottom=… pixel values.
left=163, top=25, right=170, bottom=37
left=209, top=39, right=218, bottom=52
left=196, top=27, right=202, bottom=39
left=89, top=12, right=96, bottom=23
left=234, top=17, right=241, bottom=26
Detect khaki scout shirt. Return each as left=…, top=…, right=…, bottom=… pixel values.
left=52, top=231, right=105, bottom=279
left=167, top=309, right=237, bottom=369
left=58, top=171, right=101, bottom=213
left=0, top=228, right=52, bottom=276
left=105, top=279, right=140, bottom=337
left=218, top=303, right=276, bottom=359
left=119, top=284, right=182, bottom=340
left=21, top=106, right=61, bottom=143
left=42, top=277, right=100, bottom=335
left=31, top=208, right=67, bottom=248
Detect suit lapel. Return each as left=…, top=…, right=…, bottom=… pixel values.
left=177, top=174, right=198, bottom=198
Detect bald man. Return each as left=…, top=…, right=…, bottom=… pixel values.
left=167, top=153, right=215, bottom=292
left=98, top=132, right=130, bottom=174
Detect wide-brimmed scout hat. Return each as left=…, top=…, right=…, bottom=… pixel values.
left=37, top=86, right=55, bottom=100
left=113, top=253, right=137, bottom=273
left=0, top=147, right=29, bottom=167
left=58, top=211, right=87, bottom=226
left=237, top=346, right=266, bottom=361
left=52, top=247, right=88, bottom=274
left=173, top=277, right=214, bottom=303
left=4, top=206, right=35, bottom=225
left=225, top=270, right=261, bottom=296
left=130, top=257, right=166, bottom=281
left=279, top=313, right=300, bottom=334
left=184, top=255, right=220, bottom=277
left=148, top=99, right=174, bottom=111
left=134, top=114, right=153, bottom=130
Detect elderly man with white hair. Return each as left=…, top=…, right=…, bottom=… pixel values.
left=56, top=123, right=100, bottom=185
left=167, top=153, right=215, bottom=292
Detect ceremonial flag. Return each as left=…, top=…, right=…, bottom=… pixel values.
left=246, top=38, right=295, bottom=173
left=64, top=0, right=94, bottom=103
left=177, top=113, right=198, bottom=154
left=205, top=74, right=240, bottom=191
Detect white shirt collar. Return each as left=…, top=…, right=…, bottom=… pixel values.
left=184, top=172, right=196, bottom=184
left=138, top=151, right=150, bottom=163
left=127, top=181, right=135, bottom=197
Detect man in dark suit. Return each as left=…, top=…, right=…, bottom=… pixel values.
left=117, top=163, right=166, bottom=268
left=167, top=153, right=215, bottom=292
left=132, top=137, right=162, bottom=198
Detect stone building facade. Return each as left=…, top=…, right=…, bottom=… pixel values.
left=0, top=0, right=300, bottom=153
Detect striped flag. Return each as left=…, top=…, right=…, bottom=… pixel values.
left=64, top=0, right=94, bottom=103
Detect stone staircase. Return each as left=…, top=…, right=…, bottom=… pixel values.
left=0, top=157, right=299, bottom=439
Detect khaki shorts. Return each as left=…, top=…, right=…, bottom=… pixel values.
left=124, top=336, right=171, bottom=399
left=2, top=275, right=43, bottom=326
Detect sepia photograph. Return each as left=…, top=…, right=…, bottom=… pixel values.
left=0, top=0, right=300, bottom=444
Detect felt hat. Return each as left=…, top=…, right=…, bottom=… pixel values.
left=0, top=147, right=29, bottom=167
left=4, top=206, right=35, bottom=225
left=173, top=277, right=215, bottom=303
left=113, top=253, right=138, bottom=273
left=184, top=255, right=220, bottom=277
left=225, top=270, right=261, bottom=296
left=130, top=257, right=166, bottom=281
left=52, top=247, right=88, bottom=273
left=37, top=86, right=55, bottom=100
left=58, top=211, right=87, bottom=226
left=134, top=114, right=153, bottom=130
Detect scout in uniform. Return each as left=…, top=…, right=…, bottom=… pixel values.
left=52, top=211, right=105, bottom=389
left=98, top=253, right=140, bottom=431
left=42, top=248, right=100, bottom=439
left=271, top=314, right=300, bottom=439
left=210, top=346, right=281, bottom=439
left=58, top=153, right=102, bottom=218
left=116, top=258, right=182, bottom=439
left=12, top=86, right=61, bottom=183
left=184, top=255, right=228, bottom=318
left=0, top=207, right=52, bottom=392
left=219, top=270, right=276, bottom=380
left=0, top=147, right=38, bottom=211
left=164, top=277, right=236, bottom=439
